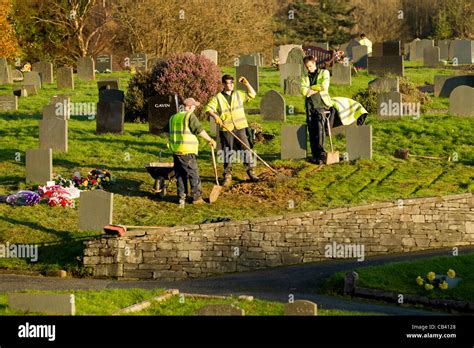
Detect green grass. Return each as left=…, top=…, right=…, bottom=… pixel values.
left=320, top=254, right=474, bottom=303
left=0, top=67, right=473, bottom=274
left=0, top=289, right=377, bottom=316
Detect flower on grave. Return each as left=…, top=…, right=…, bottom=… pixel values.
left=416, top=276, right=424, bottom=286
left=424, top=283, right=434, bottom=290
left=447, top=269, right=455, bottom=279
left=427, top=272, right=436, bottom=281
left=105, top=176, right=110, bottom=182
left=83, top=180, right=88, bottom=187
left=439, top=281, right=449, bottom=290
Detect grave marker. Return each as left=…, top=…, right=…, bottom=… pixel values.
left=451, top=40, right=474, bottom=64
left=423, top=46, right=441, bottom=67
left=32, top=61, right=53, bottom=84
left=449, top=86, right=474, bottom=117
left=286, top=47, right=305, bottom=76
left=97, top=78, right=120, bottom=91
left=434, top=75, right=474, bottom=97
left=438, top=40, right=451, bottom=60
left=414, top=39, right=434, bottom=61
left=0, top=95, right=18, bottom=111
left=201, top=49, right=218, bottom=65
left=95, top=55, right=113, bottom=72
left=79, top=190, right=113, bottom=231
left=368, top=56, right=404, bottom=76
left=96, top=101, right=125, bottom=134
left=26, top=148, right=52, bottom=183
left=261, top=90, right=285, bottom=121
left=23, top=71, right=42, bottom=89
left=10, top=69, right=23, bottom=82
left=39, top=118, right=68, bottom=153
left=130, top=53, right=147, bottom=71
left=77, top=57, right=95, bottom=81
left=278, top=44, right=302, bottom=64
left=352, top=45, right=368, bottom=68
left=197, top=304, right=245, bottom=316
left=236, top=64, right=259, bottom=93
left=281, top=125, right=307, bottom=159
left=283, top=300, right=317, bottom=316
left=284, top=76, right=300, bottom=96
left=368, top=77, right=399, bottom=94
left=346, top=125, right=372, bottom=160
left=377, top=92, right=402, bottom=118
left=332, top=63, right=351, bottom=85
left=279, top=63, right=301, bottom=89
left=148, top=94, right=179, bottom=135
left=23, top=85, right=38, bottom=96
left=99, top=89, right=125, bottom=103
left=8, top=293, right=75, bottom=315
left=57, top=67, right=74, bottom=89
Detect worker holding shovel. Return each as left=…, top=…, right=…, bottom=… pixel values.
left=166, top=98, right=216, bottom=205
left=205, top=74, right=259, bottom=187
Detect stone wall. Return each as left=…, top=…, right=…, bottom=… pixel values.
left=83, top=193, right=473, bottom=280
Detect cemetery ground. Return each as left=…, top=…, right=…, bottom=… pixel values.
left=0, top=288, right=375, bottom=316
left=322, top=253, right=474, bottom=303
left=0, top=63, right=473, bottom=277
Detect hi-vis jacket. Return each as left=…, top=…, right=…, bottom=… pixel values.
left=204, top=90, right=254, bottom=131
left=168, top=111, right=199, bottom=155
left=301, top=69, right=367, bottom=125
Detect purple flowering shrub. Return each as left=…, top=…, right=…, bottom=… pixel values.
left=125, top=53, right=221, bottom=122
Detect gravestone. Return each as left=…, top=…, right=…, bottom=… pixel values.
left=434, top=75, right=474, bottom=97
left=368, top=56, right=404, bottom=76
left=451, top=40, right=474, bottom=64
left=79, top=190, right=113, bottom=231
left=449, top=86, right=474, bottom=116
left=43, top=103, right=64, bottom=120
left=77, top=57, right=95, bottom=81
left=281, top=125, right=307, bottom=159
left=239, top=54, right=258, bottom=66
left=39, top=118, right=68, bottom=153
left=0, top=95, right=18, bottom=111
left=23, top=71, right=42, bottom=89
left=130, top=53, right=147, bottom=71
left=414, top=39, right=434, bottom=61
left=286, top=47, right=305, bottom=76
left=368, top=77, right=399, bottom=94
left=344, top=39, right=361, bottom=60
left=97, top=78, right=119, bottom=91
left=344, top=271, right=359, bottom=293
left=283, top=300, right=317, bottom=316
left=95, top=55, right=112, bottom=73
left=423, top=46, right=441, bottom=67
left=197, top=304, right=245, bottom=316
left=284, top=76, right=300, bottom=96
left=438, top=40, right=451, bottom=60
left=99, top=89, right=125, bottom=102
left=382, top=41, right=401, bottom=56
left=278, top=44, right=302, bottom=64
left=32, top=61, right=53, bottom=84
left=309, top=42, right=329, bottom=50
left=201, top=49, right=218, bottom=65
left=0, top=63, right=11, bottom=84
left=261, top=90, right=285, bottom=121
left=10, top=69, right=23, bottom=82
left=26, top=148, right=52, bottom=183
left=23, top=85, right=38, bottom=96
left=352, top=45, right=368, bottom=68
left=8, top=293, right=75, bottom=316
left=377, top=92, right=402, bottom=118
left=332, top=63, right=351, bottom=85
left=346, top=125, right=372, bottom=160
left=57, top=67, right=74, bottom=89
left=372, top=43, right=383, bottom=57
left=236, top=64, right=259, bottom=93
left=148, top=94, right=179, bottom=135
left=96, top=101, right=125, bottom=134
left=407, top=38, right=420, bottom=61
left=279, top=63, right=301, bottom=89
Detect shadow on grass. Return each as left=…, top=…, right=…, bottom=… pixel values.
left=0, top=216, right=78, bottom=240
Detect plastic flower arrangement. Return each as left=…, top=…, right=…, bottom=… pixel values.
left=416, top=270, right=457, bottom=291
left=0, top=191, right=41, bottom=206
left=71, top=169, right=113, bottom=191
left=38, top=185, right=74, bottom=207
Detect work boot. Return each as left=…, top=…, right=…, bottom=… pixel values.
left=222, top=174, right=232, bottom=187
left=192, top=197, right=205, bottom=205
left=247, top=169, right=260, bottom=182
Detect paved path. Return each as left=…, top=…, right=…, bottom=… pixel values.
left=2, top=247, right=473, bottom=315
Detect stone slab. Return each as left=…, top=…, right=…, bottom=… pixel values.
left=78, top=190, right=113, bottom=231
left=352, top=45, right=368, bottom=68
left=449, top=86, right=474, bottom=116
left=197, top=304, right=245, bottom=316
left=423, top=46, right=441, bottom=67
left=23, top=71, right=42, bottom=89
left=278, top=44, right=302, bottom=64
left=95, top=55, right=113, bottom=73
left=39, top=118, right=68, bottom=153
left=99, top=89, right=124, bottom=103
left=32, top=61, right=53, bottom=84
left=9, top=293, right=75, bottom=315
left=414, top=39, right=434, bottom=61
left=284, top=300, right=317, bottom=316
left=286, top=47, right=305, bottom=76
left=77, top=57, right=95, bottom=81
left=377, top=92, right=402, bottom=118
left=346, top=125, right=372, bottom=160
left=0, top=95, right=18, bottom=111
left=368, top=56, right=404, bottom=76
left=130, top=53, right=147, bottom=71
left=25, top=148, right=52, bottom=183
left=201, top=49, right=218, bottom=65
left=22, top=85, right=38, bottom=96
left=283, top=76, right=300, bottom=96
left=434, top=75, right=474, bottom=97
left=236, top=64, right=259, bottom=93
left=261, top=90, right=285, bottom=121
left=96, top=101, right=125, bottom=134
left=57, top=67, right=74, bottom=89
left=148, top=94, right=179, bottom=134
left=279, top=63, right=301, bottom=89
left=437, top=40, right=451, bottom=60
left=0, top=64, right=12, bottom=84
left=451, top=40, right=473, bottom=65
left=97, top=78, right=119, bottom=92
left=281, top=125, right=307, bottom=160
left=332, top=63, right=351, bottom=85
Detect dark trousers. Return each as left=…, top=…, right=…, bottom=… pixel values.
left=173, top=154, right=202, bottom=200
left=219, top=128, right=255, bottom=176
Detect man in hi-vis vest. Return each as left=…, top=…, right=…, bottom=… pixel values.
left=167, top=98, right=216, bottom=205
left=205, top=74, right=259, bottom=187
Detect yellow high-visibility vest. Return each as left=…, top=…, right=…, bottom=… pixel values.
left=204, top=91, right=251, bottom=131
left=168, top=111, right=199, bottom=155
left=331, top=97, right=368, bottom=125
left=300, top=69, right=332, bottom=108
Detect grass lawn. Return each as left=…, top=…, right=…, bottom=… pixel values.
left=320, top=253, right=474, bottom=303
left=0, top=64, right=473, bottom=274
left=0, top=289, right=377, bottom=316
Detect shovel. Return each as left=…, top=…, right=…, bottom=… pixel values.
left=325, top=113, right=339, bottom=165
left=209, top=144, right=222, bottom=203
left=394, top=148, right=451, bottom=161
